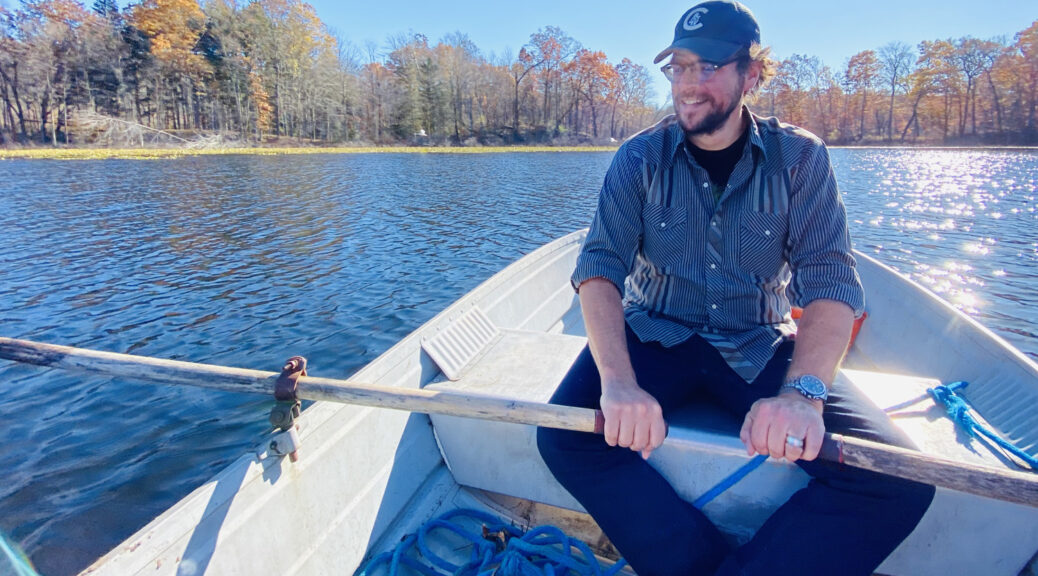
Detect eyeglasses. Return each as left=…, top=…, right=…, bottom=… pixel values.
left=660, top=56, right=743, bottom=84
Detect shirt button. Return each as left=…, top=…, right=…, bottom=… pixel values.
left=711, top=304, right=718, bottom=309
left=764, top=230, right=771, bottom=236
left=711, top=221, right=717, bottom=227
left=659, top=222, right=666, bottom=229
left=702, top=182, right=709, bottom=188
left=710, top=263, right=716, bottom=269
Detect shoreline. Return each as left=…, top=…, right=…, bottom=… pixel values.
left=0, top=145, right=620, bottom=160
left=3, top=144, right=1037, bottom=161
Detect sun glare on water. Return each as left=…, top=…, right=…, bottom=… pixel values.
left=836, top=149, right=1037, bottom=325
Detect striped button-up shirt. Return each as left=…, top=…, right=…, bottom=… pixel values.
left=572, top=109, right=865, bottom=383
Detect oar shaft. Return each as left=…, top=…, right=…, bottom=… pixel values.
left=302, top=376, right=602, bottom=433
left=1, top=337, right=1034, bottom=507
left=0, top=337, right=603, bottom=433
left=0, top=336, right=277, bottom=394
left=824, top=434, right=1038, bottom=507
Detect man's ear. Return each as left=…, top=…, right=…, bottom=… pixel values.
left=743, top=61, right=762, bottom=96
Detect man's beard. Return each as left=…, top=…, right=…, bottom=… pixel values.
left=677, top=80, right=744, bottom=137
left=679, top=94, right=742, bottom=137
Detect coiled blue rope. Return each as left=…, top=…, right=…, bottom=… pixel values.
left=928, top=381, right=1038, bottom=471
left=357, top=508, right=628, bottom=576
left=357, top=454, right=766, bottom=576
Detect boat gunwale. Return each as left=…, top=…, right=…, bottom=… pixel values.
left=852, top=248, right=1038, bottom=375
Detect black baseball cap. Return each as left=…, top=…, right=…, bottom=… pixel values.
left=654, top=1, right=760, bottom=64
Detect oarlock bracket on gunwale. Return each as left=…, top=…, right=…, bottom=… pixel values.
left=267, top=356, right=307, bottom=462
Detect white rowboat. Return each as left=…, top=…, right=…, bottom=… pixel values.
left=3, top=230, right=1037, bottom=575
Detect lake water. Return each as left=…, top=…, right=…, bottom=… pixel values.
left=0, top=149, right=1035, bottom=574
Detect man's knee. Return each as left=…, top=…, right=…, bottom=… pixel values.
left=896, top=479, right=936, bottom=523
left=535, top=426, right=557, bottom=460
left=864, top=471, right=936, bottom=515
left=842, top=468, right=936, bottom=533
left=536, top=425, right=604, bottom=483
left=536, top=425, right=570, bottom=473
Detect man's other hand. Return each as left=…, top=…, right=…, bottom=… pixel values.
left=600, top=380, right=666, bottom=460
left=739, top=392, right=824, bottom=462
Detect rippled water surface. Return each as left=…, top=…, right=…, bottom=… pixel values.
left=834, top=149, right=1038, bottom=353
left=0, top=149, right=1035, bottom=574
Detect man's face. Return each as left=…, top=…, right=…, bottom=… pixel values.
left=668, top=51, right=747, bottom=138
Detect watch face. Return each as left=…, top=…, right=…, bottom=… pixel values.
left=799, top=375, right=826, bottom=396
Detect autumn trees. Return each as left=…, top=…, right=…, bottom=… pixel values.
left=756, top=23, right=1038, bottom=145
left=0, top=0, right=657, bottom=146
left=0, top=0, right=1033, bottom=147
left=0, top=0, right=115, bottom=143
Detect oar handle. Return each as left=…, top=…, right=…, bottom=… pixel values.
left=1, top=336, right=1036, bottom=508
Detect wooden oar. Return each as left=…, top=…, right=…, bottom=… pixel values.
left=2, top=336, right=1036, bottom=508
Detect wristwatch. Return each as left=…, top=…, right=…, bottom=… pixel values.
left=780, top=374, right=828, bottom=403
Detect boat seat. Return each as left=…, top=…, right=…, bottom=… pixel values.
left=426, top=328, right=589, bottom=508
left=838, top=369, right=1032, bottom=469
left=425, top=327, right=810, bottom=540
left=425, top=326, right=1037, bottom=550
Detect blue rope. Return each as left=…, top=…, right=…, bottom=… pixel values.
left=357, top=508, right=629, bottom=576
left=928, top=381, right=1038, bottom=471
left=693, top=454, right=768, bottom=509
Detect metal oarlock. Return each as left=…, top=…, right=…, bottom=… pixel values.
left=268, top=427, right=302, bottom=461
left=268, top=356, right=307, bottom=462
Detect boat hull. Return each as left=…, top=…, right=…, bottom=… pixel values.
left=83, top=231, right=1038, bottom=575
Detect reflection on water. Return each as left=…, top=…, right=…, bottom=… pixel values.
left=835, top=149, right=1038, bottom=342
left=0, top=149, right=1035, bottom=574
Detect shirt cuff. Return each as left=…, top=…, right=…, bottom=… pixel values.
left=793, top=280, right=865, bottom=317
left=571, top=253, right=628, bottom=296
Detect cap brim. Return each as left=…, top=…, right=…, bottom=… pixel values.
left=653, top=37, right=746, bottom=64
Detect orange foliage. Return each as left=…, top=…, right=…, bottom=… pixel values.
left=567, top=49, right=619, bottom=99
left=130, top=0, right=209, bottom=77
left=566, top=49, right=619, bottom=137
left=249, top=68, right=272, bottom=133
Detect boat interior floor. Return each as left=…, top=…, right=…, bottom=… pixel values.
left=359, top=463, right=634, bottom=576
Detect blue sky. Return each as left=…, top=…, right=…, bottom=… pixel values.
left=305, top=0, right=1035, bottom=106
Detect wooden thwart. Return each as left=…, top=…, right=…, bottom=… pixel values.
left=1, top=336, right=1036, bottom=508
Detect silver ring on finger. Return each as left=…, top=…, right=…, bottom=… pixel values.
left=785, top=435, right=804, bottom=449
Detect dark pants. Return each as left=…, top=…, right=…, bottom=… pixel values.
left=536, top=326, right=935, bottom=576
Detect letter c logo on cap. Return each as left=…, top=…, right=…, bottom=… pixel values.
left=683, top=7, right=708, bottom=31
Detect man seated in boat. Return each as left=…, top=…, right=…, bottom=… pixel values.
left=536, top=2, right=936, bottom=574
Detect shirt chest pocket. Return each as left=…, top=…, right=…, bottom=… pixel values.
left=642, top=203, right=687, bottom=269
left=739, top=212, right=788, bottom=279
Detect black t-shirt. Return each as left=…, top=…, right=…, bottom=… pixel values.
left=686, top=128, right=749, bottom=202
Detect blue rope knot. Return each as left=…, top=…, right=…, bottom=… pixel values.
left=927, top=381, right=1038, bottom=471
left=927, top=383, right=979, bottom=439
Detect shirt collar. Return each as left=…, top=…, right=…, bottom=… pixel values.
left=667, top=106, right=767, bottom=163
left=745, top=107, right=767, bottom=162
left=666, top=119, right=685, bottom=161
